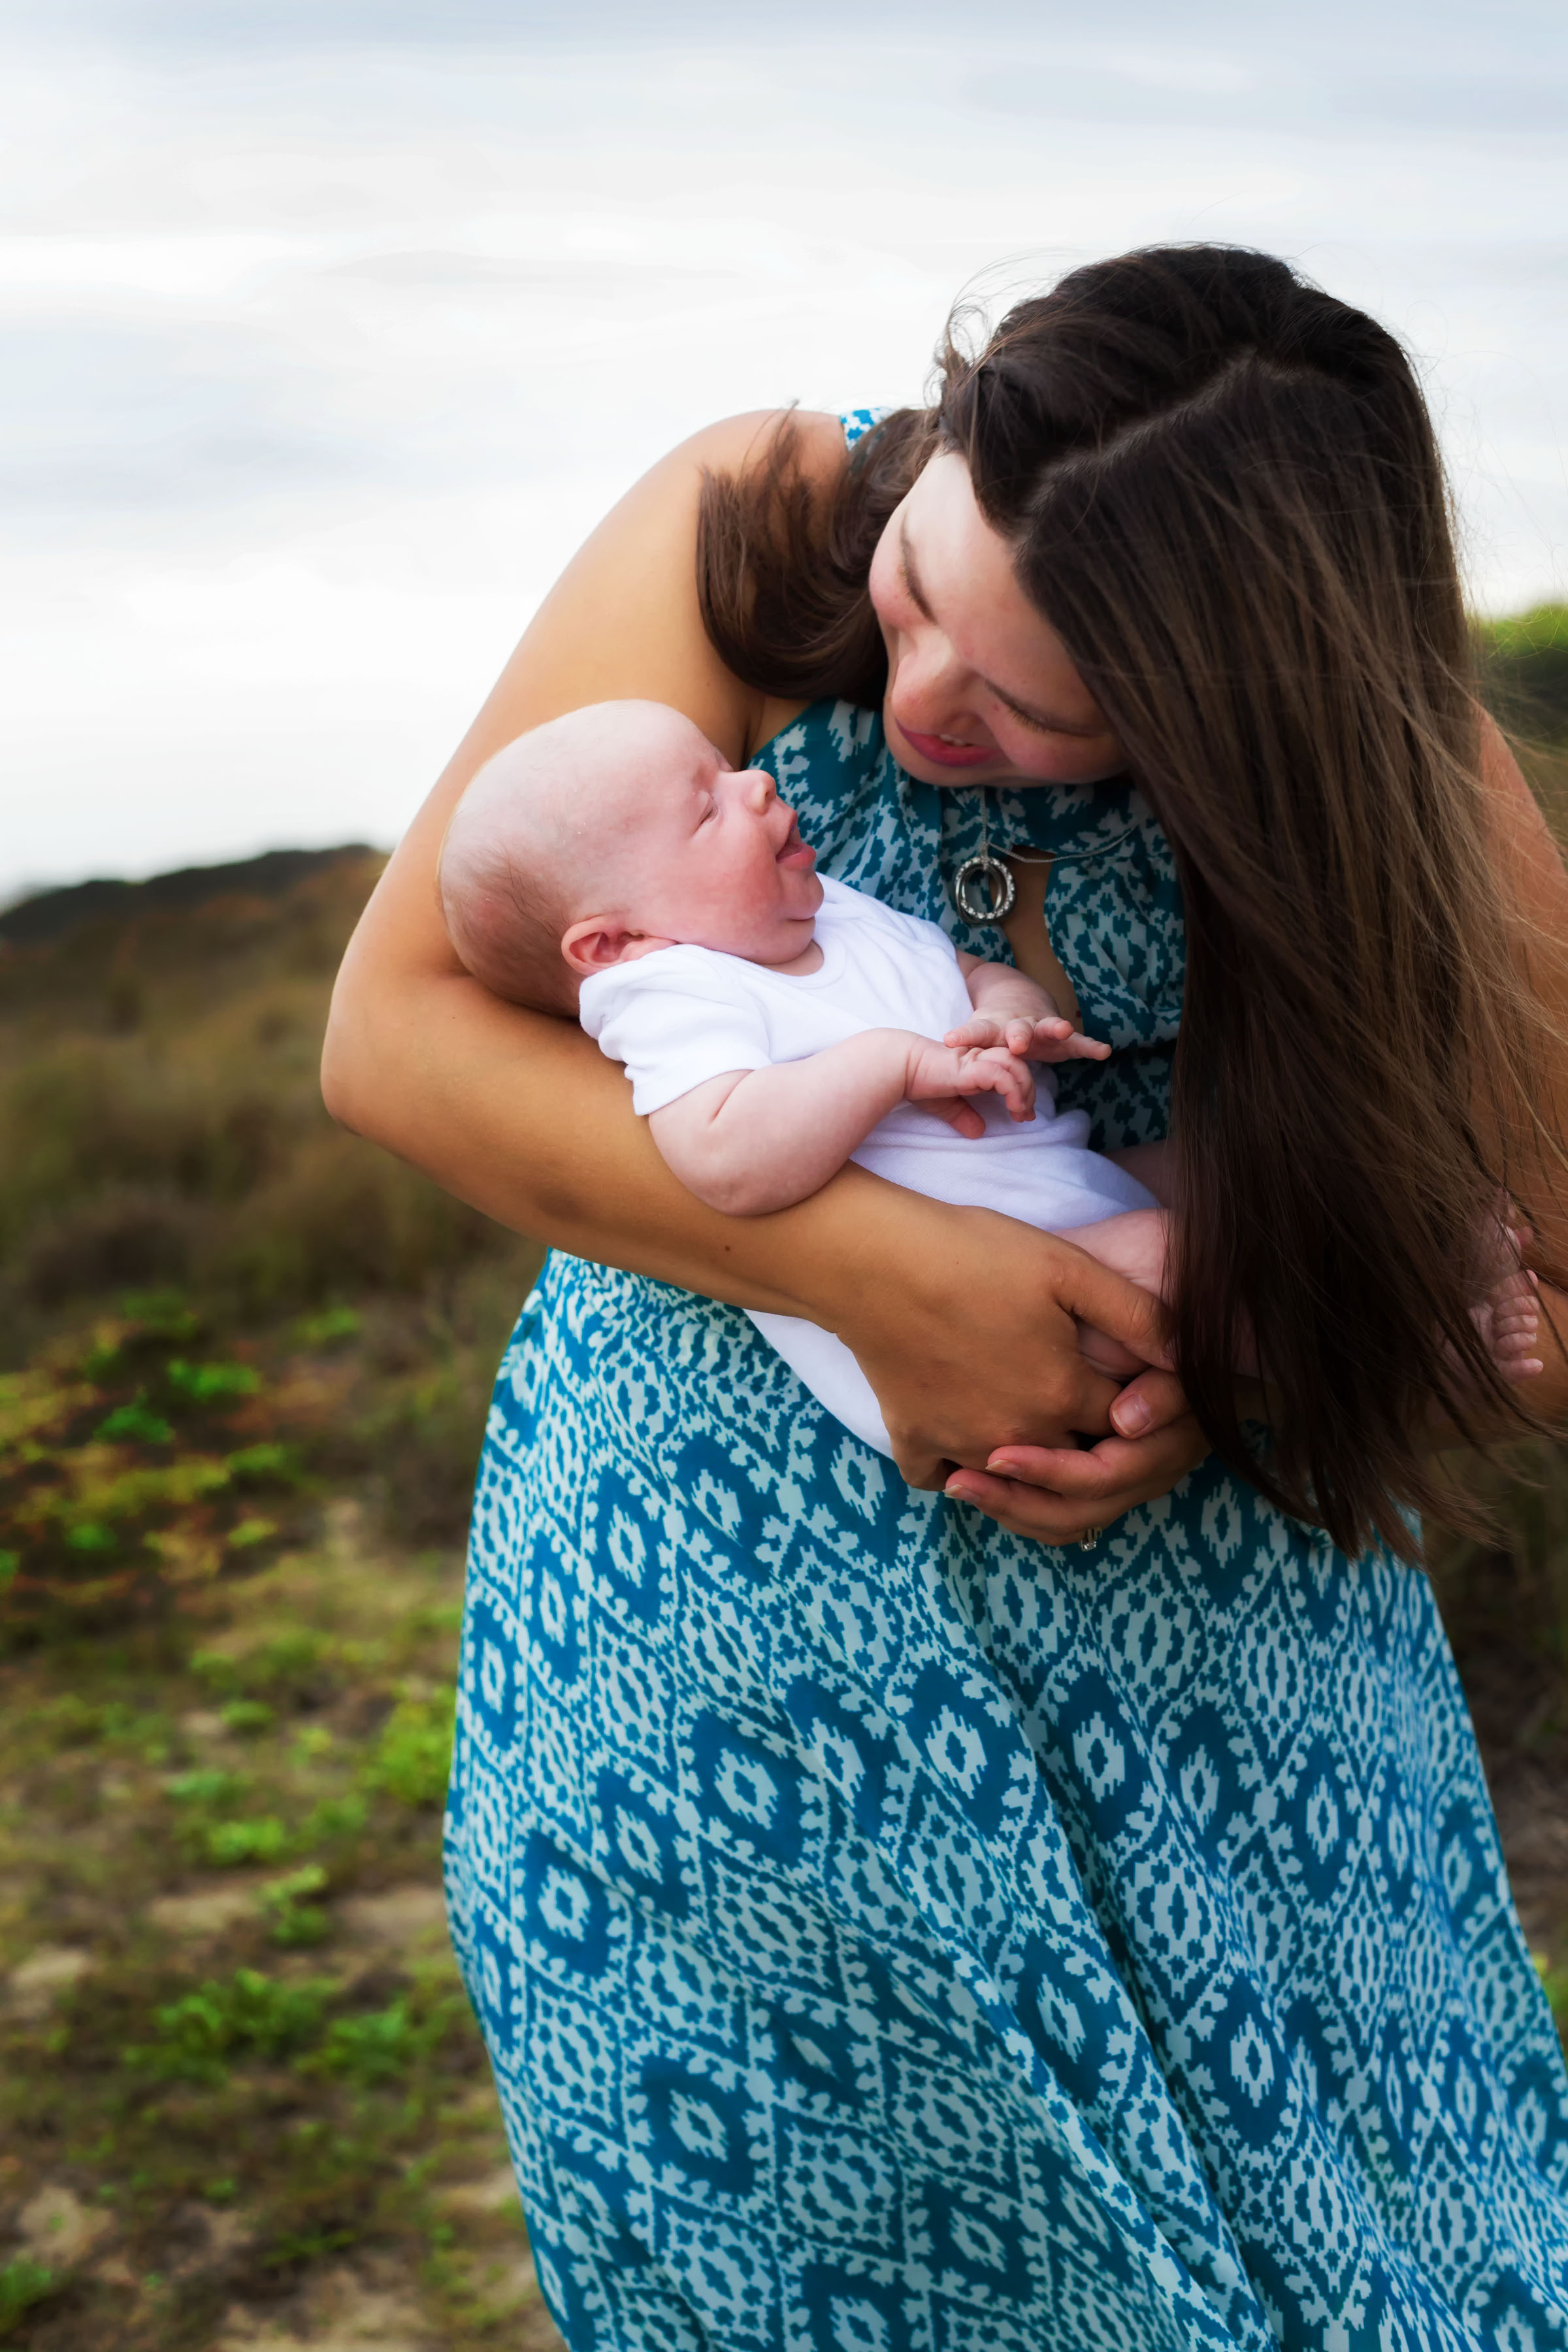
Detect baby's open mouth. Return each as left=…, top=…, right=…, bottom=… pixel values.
left=777, top=823, right=815, bottom=866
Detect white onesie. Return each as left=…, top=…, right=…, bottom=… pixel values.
left=579, top=876, right=1156, bottom=1456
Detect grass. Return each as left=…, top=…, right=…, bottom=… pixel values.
left=0, top=857, right=551, bottom=2346
left=0, top=1478, right=553, bottom=2349
left=1, top=649, right=1567, bottom=2343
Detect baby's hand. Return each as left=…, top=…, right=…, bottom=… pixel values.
left=943, top=1013, right=1111, bottom=1064
left=902, top=1037, right=1037, bottom=1134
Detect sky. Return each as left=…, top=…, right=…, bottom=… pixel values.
left=3, top=0, right=1567, bottom=899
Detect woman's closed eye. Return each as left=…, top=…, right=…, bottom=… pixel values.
left=991, top=685, right=1103, bottom=740
left=994, top=692, right=1062, bottom=738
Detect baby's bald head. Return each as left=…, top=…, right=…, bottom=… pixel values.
left=438, top=702, right=709, bottom=1014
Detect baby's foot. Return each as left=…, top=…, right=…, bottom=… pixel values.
left=1460, top=1200, right=1543, bottom=1381
left=1472, top=1257, right=1543, bottom=1382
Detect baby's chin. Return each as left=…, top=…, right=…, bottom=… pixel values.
left=735, top=914, right=819, bottom=967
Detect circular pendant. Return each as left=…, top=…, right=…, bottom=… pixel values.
left=951, top=853, right=1017, bottom=925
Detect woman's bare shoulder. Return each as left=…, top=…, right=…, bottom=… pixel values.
left=331, top=411, right=853, bottom=1015
left=681, top=405, right=849, bottom=482
left=682, top=406, right=851, bottom=490
left=1480, top=711, right=1566, bottom=861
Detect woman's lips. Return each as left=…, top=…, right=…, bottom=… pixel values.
left=896, top=724, right=997, bottom=771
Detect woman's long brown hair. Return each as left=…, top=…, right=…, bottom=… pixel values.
left=698, top=244, right=1566, bottom=1558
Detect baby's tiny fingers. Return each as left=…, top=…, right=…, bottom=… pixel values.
left=977, top=1051, right=1035, bottom=1120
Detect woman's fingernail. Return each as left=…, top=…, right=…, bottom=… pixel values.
left=1112, top=1394, right=1150, bottom=1436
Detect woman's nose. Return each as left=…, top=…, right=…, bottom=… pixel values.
left=893, top=630, right=976, bottom=734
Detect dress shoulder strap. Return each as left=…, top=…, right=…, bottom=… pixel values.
left=840, top=407, right=889, bottom=450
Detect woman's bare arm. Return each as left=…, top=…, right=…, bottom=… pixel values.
left=321, top=410, right=1202, bottom=1516
left=1471, top=714, right=1568, bottom=1425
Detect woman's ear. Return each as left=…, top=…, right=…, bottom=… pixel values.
left=561, top=917, right=643, bottom=975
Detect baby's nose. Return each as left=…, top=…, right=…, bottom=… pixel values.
left=745, top=768, right=776, bottom=809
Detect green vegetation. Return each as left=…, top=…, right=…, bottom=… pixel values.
left=0, top=855, right=548, bottom=2346
left=1476, top=602, right=1568, bottom=743
left=0, top=1490, right=550, bottom=2349
left=0, top=2264, right=57, bottom=2338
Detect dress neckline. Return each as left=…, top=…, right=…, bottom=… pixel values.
left=752, top=698, right=1139, bottom=866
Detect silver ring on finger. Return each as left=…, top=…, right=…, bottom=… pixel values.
left=1077, top=1527, right=1103, bottom=1551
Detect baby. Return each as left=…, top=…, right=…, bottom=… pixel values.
left=439, top=700, right=1541, bottom=1455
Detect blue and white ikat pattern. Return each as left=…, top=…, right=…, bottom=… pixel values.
left=446, top=688, right=1568, bottom=2342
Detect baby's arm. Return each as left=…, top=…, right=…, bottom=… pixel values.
left=949, top=954, right=1111, bottom=1066
left=647, top=1029, right=1038, bottom=1217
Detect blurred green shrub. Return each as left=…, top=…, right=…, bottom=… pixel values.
left=0, top=2259, right=57, bottom=2336
left=260, top=1865, right=330, bottom=1947
left=1475, top=604, right=1568, bottom=747
left=0, top=856, right=532, bottom=1361
left=129, top=1968, right=333, bottom=2085
left=365, top=1693, right=455, bottom=1809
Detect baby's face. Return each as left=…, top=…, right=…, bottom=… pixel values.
left=587, top=713, right=823, bottom=968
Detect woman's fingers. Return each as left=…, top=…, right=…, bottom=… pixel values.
left=945, top=1411, right=1211, bottom=1540
left=883, top=1345, right=1132, bottom=1491
left=1105, top=1367, right=1190, bottom=1439
left=1051, top=1249, right=1174, bottom=1369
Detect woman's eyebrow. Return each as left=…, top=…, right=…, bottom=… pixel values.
left=898, top=515, right=1102, bottom=740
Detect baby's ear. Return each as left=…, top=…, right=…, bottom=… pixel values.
left=561, top=917, right=640, bottom=976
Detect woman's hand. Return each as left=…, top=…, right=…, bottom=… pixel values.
left=943, top=1370, right=1209, bottom=1541
left=829, top=1207, right=1207, bottom=1528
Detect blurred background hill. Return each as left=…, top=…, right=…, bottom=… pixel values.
left=0, top=842, right=543, bottom=1541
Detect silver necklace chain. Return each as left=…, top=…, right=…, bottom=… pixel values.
left=949, top=787, right=1140, bottom=926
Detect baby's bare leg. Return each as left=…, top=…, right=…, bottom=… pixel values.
left=1058, top=1208, right=1171, bottom=1378
left=1067, top=1196, right=1544, bottom=1388
left=1105, top=1139, right=1177, bottom=1208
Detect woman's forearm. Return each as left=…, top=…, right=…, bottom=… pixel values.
left=323, top=951, right=936, bottom=1322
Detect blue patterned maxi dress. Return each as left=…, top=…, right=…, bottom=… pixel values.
left=446, top=418, right=1568, bottom=2351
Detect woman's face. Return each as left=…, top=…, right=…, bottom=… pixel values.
left=868, top=449, right=1125, bottom=791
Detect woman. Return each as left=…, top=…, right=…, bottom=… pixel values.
left=325, top=248, right=1568, bottom=2348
